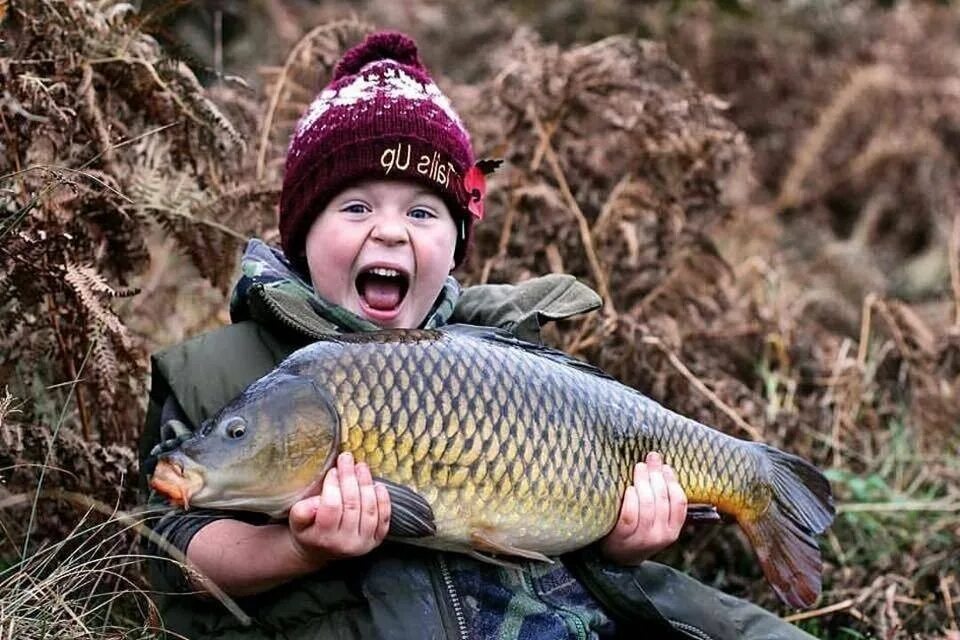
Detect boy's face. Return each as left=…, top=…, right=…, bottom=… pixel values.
left=304, top=179, right=458, bottom=329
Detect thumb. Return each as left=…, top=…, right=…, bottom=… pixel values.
left=288, top=496, right=319, bottom=530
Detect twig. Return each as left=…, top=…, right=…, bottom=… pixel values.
left=837, top=501, right=960, bottom=513
left=777, top=66, right=895, bottom=210
left=801, top=423, right=868, bottom=465
left=0, top=102, right=21, bottom=179
left=591, top=173, right=632, bottom=239
left=79, top=64, right=114, bottom=165
left=90, top=57, right=207, bottom=129
left=213, top=10, right=223, bottom=82
left=0, top=490, right=251, bottom=626
left=21, top=341, right=92, bottom=560
left=76, top=121, right=178, bottom=170
left=0, top=179, right=60, bottom=243
left=783, top=599, right=855, bottom=623
left=857, top=293, right=877, bottom=368
left=545, top=243, right=565, bottom=274
left=25, top=571, right=92, bottom=636
left=529, top=116, right=560, bottom=173
left=642, top=336, right=763, bottom=441
left=256, top=21, right=372, bottom=180
left=480, top=191, right=519, bottom=285
left=46, top=294, right=90, bottom=440
left=682, top=324, right=764, bottom=341
left=639, top=269, right=680, bottom=311
left=528, top=103, right=616, bottom=314
left=137, top=204, right=246, bottom=239
left=871, top=299, right=914, bottom=365
left=827, top=338, right=854, bottom=468
left=565, top=313, right=600, bottom=356
left=32, top=165, right=131, bottom=203
left=942, top=574, right=959, bottom=632
left=951, top=213, right=960, bottom=327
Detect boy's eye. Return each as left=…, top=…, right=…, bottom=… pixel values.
left=408, top=207, right=436, bottom=220
left=342, top=203, right=369, bottom=214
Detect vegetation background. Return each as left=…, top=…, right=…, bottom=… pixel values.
left=1, top=0, right=958, bottom=638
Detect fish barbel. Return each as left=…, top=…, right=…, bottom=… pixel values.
left=151, top=325, right=834, bottom=608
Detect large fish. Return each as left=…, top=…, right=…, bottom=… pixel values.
left=151, top=325, right=834, bottom=608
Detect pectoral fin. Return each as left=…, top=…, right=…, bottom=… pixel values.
left=470, top=530, right=554, bottom=564
left=377, top=478, right=436, bottom=538
left=468, top=551, right=525, bottom=569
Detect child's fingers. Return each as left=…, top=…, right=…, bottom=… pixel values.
left=313, top=468, right=343, bottom=530
left=645, top=452, right=669, bottom=529
left=373, top=483, right=391, bottom=542
left=337, top=452, right=362, bottom=534
left=632, top=462, right=656, bottom=532
left=663, top=465, right=688, bottom=533
left=320, top=466, right=342, bottom=505
left=356, top=462, right=379, bottom=540
left=614, top=484, right=640, bottom=537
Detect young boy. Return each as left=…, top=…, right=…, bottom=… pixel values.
left=141, top=31, right=816, bottom=640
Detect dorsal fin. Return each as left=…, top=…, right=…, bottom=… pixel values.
left=439, top=324, right=616, bottom=381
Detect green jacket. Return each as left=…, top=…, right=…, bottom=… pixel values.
left=140, top=271, right=815, bottom=640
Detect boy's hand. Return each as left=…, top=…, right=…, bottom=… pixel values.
left=600, top=451, right=687, bottom=566
left=287, top=452, right=391, bottom=567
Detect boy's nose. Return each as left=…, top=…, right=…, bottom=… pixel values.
left=370, top=220, right=410, bottom=246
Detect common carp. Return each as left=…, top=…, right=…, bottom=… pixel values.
left=151, top=325, right=835, bottom=608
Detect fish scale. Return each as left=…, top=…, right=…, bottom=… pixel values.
left=152, top=325, right=835, bottom=608
left=321, top=334, right=654, bottom=552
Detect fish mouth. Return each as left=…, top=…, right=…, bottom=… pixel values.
left=150, top=457, right=205, bottom=510
left=355, top=263, right=411, bottom=322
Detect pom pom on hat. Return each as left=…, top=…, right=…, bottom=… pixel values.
left=333, top=32, right=423, bottom=81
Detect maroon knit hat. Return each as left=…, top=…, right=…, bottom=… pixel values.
left=280, top=31, right=479, bottom=267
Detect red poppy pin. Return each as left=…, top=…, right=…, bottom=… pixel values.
left=463, top=159, right=503, bottom=221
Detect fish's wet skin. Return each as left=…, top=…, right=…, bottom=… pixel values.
left=151, top=325, right=835, bottom=608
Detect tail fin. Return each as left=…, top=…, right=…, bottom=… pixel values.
left=739, top=444, right=835, bottom=609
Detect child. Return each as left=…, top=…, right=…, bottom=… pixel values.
left=141, top=31, right=816, bottom=640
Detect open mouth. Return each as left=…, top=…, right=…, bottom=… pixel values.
left=355, top=266, right=410, bottom=316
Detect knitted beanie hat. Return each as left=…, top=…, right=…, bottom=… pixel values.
left=280, top=31, right=481, bottom=267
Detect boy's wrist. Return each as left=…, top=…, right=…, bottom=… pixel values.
left=282, top=526, right=335, bottom=572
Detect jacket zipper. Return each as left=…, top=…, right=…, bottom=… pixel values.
left=438, top=555, right=468, bottom=640
left=669, top=619, right=716, bottom=640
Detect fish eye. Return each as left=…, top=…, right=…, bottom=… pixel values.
left=222, top=417, right=247, bottom=440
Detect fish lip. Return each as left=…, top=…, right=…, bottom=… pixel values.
left=150, top=455, right=205, bottom=510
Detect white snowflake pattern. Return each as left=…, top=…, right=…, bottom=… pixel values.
left=294, top=61, right=464, bottom=136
